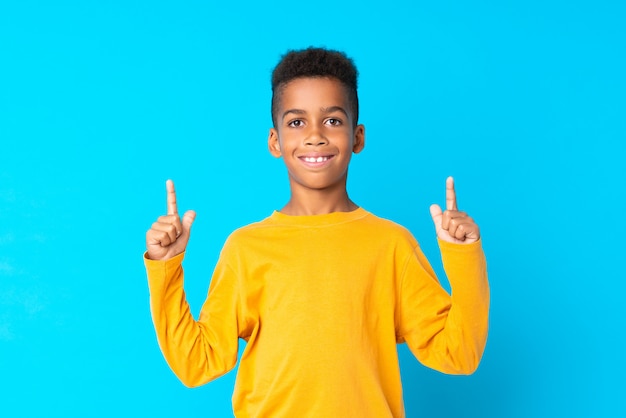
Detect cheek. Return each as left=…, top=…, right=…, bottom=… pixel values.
left=278, top=131, right=300, bottom=147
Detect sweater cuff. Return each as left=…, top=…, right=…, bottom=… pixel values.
left=436, top=238, right=483, bottom=255
left=437, top=238, right=488, bottom=292
left=143, top=251, right=186, bottom=272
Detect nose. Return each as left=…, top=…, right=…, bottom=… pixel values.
left=304, top=125, right=328, bottom=146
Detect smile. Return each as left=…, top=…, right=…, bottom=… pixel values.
left=303, top=156, right=330, bottom=163
left=298, top=154, right=335, bottom=168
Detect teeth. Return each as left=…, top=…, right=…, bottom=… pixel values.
left=304, top=156, right=329, bottom=163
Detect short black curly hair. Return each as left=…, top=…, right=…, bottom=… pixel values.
left=271, top=47, right=359, bottom=127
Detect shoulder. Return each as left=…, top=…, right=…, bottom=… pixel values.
left=218, top=215, right=278, bottom=255
left=359, top=210, right=419, bottom=247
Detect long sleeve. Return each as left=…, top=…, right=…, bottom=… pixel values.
left=397, top=239, right=489, bottom=375
left=144, top=209, right=489, bottom=417
left=144, top=251, right=240, bottom=387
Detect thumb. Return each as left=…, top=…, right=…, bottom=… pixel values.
left=182, top=210, right=196, bottom=233
left=429, top=204, right=443, bottom=232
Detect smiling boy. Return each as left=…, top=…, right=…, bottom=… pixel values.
left=268, top=75, right=364, bottom=215
left=144, top=48, right=489, bottom=417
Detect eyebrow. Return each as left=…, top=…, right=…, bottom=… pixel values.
left=321, top=106, right=349, bottom=117
left=281, top=106, right=349, bottom=121
left=282, top=108, right=306, bottom=121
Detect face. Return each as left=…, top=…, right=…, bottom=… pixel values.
left=268, top=77, right=365, bottom=193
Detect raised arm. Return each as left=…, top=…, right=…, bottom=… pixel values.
left=401, top=177, right=488, bottom=374
left=144, top=180, right=239, bottom=386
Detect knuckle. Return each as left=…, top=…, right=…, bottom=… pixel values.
left=159, top=232, right=171, bottom=245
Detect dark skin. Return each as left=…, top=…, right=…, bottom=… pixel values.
left=267, top=77, right=364, bottom=216
left=146, top=77, right=479, bottom=261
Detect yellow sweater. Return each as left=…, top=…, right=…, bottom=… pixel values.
left=144, top=208, right=489, bottom=417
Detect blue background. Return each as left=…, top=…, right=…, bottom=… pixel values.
left=1, top=1, right=625, bottom=416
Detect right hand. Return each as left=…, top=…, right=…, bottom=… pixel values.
left=146, top=180, right=196, bottom=260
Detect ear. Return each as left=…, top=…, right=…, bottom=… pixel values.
left=268, top=128, right=282, bottom=158
left=352, top=124, right=365, bottom=154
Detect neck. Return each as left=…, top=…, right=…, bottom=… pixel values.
left=280, top=182, right=358, bottom=216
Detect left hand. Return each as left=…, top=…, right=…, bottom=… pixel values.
left=429, top=176, right=480, bottom=244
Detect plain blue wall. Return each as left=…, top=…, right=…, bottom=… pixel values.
left=1, top=1, right=624, bottom=416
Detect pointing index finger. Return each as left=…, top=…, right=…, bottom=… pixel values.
left=166, top=179, right=178, bottom=215
left=446, top=176, right=458, bottom=211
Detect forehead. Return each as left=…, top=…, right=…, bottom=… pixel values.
left=278, top=77, right=350, bottom=109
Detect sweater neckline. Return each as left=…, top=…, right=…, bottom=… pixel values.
left=269, top=207, right=368, bottom=227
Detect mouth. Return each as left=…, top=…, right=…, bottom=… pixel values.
left=302, top=156, right=331, bottom=163
left=298, top=154, right=335, bottom=167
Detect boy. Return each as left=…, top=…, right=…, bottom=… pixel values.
left=144, top=48, right=489, bottom=417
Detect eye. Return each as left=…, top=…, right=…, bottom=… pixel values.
left=287, top=119, right=304, bottom=128
left=325, top=118, right=343, bottom=126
